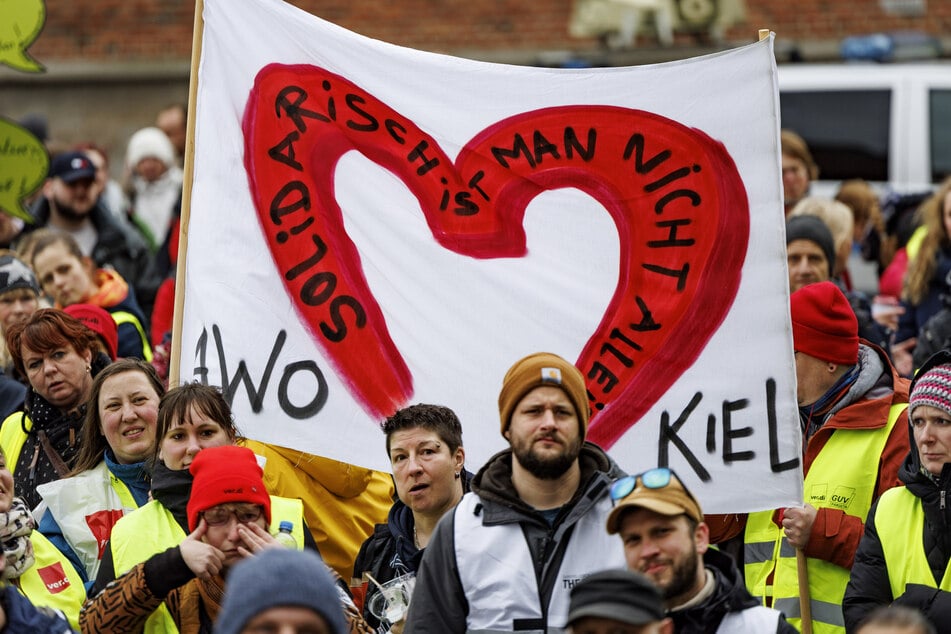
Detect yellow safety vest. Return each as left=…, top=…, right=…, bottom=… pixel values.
left=745, top=403, right=905, bottom=634
left=16, top=531, right=87, bottom=631
left=37, top=460, right=140, bottom=581
left=110, top=310, right=153, bottom=361
left=875, top=485, right=951, bottom=598
left=110, top=495, right=304, bottom=634
left=0, top=411, right=31, bottom=472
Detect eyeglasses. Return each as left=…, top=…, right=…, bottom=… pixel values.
left=610, top=467, right=678, bottom=501
left=201, top=504, right=263, bottom=527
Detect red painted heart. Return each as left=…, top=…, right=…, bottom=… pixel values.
left=242, top=64, right=748, bottom=449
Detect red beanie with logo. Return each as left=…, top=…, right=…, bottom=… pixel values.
left=790, top=281, right=859, bottom=365
left=187, top=445, right=271, bottom=531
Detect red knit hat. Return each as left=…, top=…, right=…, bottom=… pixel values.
left=63, top=304, right=118, bottom=360
left=187, top=446, right=271, bottom=531
left=790, top=281, right=859, bottom=365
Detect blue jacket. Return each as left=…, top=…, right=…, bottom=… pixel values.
left=3, top=584, right=75, bottom=633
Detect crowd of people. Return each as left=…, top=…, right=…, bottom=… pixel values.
left=0, top=109, right=949, bottom=633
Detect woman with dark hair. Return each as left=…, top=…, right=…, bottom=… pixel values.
left=36, top=358, right=164, bottom=589
left=351, top=403, right=469, bottom=632
left=0, top=308, right=105, bottom=509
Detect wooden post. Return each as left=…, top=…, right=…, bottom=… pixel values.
left=168, top=0, right=204, bottom=387
left=797, top=548, right=813, bottom=634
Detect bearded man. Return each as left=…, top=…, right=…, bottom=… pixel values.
left=28, top=151, right=152, bottom=309
left=404, top=352, right=626, bottom=634
left=608, top=469, right=796, bottom=633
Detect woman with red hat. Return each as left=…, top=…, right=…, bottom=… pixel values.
left=79, top=445, right=280, bottom=632
left=82, top=383, right=372, bottom=633
left=80, top=444, right=369, bottom=633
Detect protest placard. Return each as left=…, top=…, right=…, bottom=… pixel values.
left=178, top=0, right=801, bottom=512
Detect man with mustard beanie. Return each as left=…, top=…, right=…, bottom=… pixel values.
left=708, top=281, right=910, bottom=633
left=405, top=352, right=626, bottom=634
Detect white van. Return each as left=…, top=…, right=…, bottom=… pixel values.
left=777, top=63, right=951, bottom=194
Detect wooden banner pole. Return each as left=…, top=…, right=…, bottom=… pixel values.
left=168, top=0, right=205, bottom=387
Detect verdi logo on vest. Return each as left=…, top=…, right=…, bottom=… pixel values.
left=807, top=483, right=856, bottom=511
left=84, top=509, right=125, bottom=558
left=37, top=562, right=71, bottom=594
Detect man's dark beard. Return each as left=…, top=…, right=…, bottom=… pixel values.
left=51, top=198, right=93, bottom=222
left=661, top=541, right=701, bottom=602
left=512, top=433, right=582, bottom=480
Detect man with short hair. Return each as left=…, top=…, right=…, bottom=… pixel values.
left=404, top=352, right=626, bottom=634
left=28, top=151, right=153, bottom=310
left=608, top=468, right=795, bottom=633
left=565, top=568, right=672, bottom=634
left=786, top=214, right=835, bottom=292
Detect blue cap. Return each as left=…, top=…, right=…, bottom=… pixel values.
left=48, top=151, right=96, bottom=183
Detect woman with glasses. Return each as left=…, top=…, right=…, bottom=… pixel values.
left=81, top=383, right=370, bottom=633
left=78, top=445, right=284, bottom=632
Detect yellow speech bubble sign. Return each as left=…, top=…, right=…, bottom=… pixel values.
left=0, top=0, right=46, bottom=73
left=0, top=118, right=48, bottom=222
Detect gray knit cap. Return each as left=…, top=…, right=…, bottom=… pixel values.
left=214, top=549, right=346, bottom=634
left=0, top=255, right=39, bottom=297
left=786, top=214, right=835, bottom=279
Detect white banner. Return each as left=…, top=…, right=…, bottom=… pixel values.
left=181, top=0, right=802, bottom=513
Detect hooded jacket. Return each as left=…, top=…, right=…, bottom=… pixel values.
left=843, top=349, right=951, bottom=633
left=28, top=196, right=155, bottom=309
left=403, top=442, right=625, bottom=634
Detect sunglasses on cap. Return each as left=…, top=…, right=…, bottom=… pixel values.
left=609, top=467, right=694, bottom=502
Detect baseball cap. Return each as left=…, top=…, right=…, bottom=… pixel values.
left=606, top=468, right=703, bottom=534
left=567, top=569, right=666, bottom=626
left=49, top=151, right=96, bottom=183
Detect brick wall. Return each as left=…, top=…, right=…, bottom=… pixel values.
left=22, top=0, right=951, bottom=63
left=5, top=0, right=950, bottom=177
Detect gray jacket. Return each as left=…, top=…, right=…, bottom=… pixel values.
left=403, top=442, right=624, bottom=634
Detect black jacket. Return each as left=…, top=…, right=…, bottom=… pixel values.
left=670, top=548, right=797, bottom=634
left=27, top=196, right=156, bottom=309
left=352, top=470, right=472, bottom=632
left=843, top=349, right=951, bottom=633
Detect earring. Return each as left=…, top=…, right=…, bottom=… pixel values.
left=454, top=472, right=460, bottom=479
left=86, top=365, right=91, bottom=373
